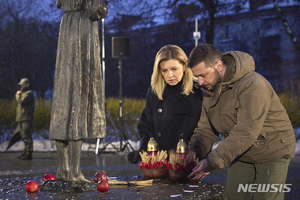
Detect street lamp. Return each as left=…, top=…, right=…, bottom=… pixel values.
left=193, top=18, right=201, bottom=46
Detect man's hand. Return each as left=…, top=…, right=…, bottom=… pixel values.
left=17, top=90, right=22, bottom=94
left=188, top=159, right=211, bottom=181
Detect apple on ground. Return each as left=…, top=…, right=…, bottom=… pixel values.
left=97, top=180, right=109, bottom=193
left=25, top=181, right=39, bottom=193
left=42, top=174, right=56, bottom=182
left=93, top=172, right=107, bottom=183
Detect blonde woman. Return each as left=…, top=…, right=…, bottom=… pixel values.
left=127, top=45, right=203, bottom=163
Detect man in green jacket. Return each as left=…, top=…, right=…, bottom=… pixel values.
left=187, top=44, right=296, bottom=200
left=15, top=78, right=35, bottom=160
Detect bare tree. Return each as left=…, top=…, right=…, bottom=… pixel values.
left=0, top=0, right=34, bottom=87
left=0, top=0, right=59, bottom=98
left=109, top=0, right=248, bottom=45
left=197, top=0, right=218, bottom=44
left=272, top=0, right=300, bottom=57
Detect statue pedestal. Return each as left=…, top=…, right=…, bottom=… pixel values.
left=40, top=180, right=97, bottom=192
left=39, top=177, right=226, bottom=199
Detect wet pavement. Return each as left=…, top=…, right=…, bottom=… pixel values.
left=0, top=151, right=299, bottom=199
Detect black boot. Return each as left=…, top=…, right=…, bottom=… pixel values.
left=20, top=136, right=33, bottom=160
left=18, top=154, right=32, bottom=160
left=18, top=153, right=26, bottom=159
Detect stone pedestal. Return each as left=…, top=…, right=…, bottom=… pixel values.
left=40, top=180, right=97, bottom=192
left=38, top=176, right=226, bottom=199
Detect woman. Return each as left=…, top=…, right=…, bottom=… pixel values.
left=49, top=0, right=108, bottom=182
left=127, top=45, right=203, bottom=164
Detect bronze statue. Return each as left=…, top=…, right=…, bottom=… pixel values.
left=49, top=0, right=108, bottom=182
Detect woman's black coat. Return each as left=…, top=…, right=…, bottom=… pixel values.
left=138, top=81, right=203, bottom=152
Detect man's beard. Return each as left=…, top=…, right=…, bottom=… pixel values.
left=205, top=69, right=223, bottom=91
left=21, top=86, right=29, bottom=91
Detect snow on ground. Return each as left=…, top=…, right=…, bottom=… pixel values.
left=0, top=139, right=140, bottom=153
left=1, top=128, right=299, bottom=154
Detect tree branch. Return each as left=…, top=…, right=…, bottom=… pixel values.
left=272, top=0, right=300, bottom=57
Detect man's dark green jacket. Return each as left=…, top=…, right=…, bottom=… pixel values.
left=15, top=89, right=35, bottom=122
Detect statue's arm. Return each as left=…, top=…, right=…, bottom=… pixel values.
left=86, top=0, right=108, bottom=21
left=56, top=0, right=62, bottom=9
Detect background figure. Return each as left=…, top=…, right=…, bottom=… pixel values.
left=15, top=78, right=35, bottom=160
left=127, top=45, right=203, bottom=164
left=187, top=44, right=296, bottom=200
left=49, top=0, right=108, bottom=182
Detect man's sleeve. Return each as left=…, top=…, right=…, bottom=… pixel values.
left=16, top=91, right=33, bottom=106
left=15, top=92, right=20, bottom=101
left=188, top=105, right=219, bottom=160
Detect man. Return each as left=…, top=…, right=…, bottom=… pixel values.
left=187, top=44, right=296, bottom=200
left=15, top=78, right=35, bottom=160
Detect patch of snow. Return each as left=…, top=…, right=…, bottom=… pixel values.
left=0, top=139, right=139, bottom=153
left=1, top=128, right=299, bottom=155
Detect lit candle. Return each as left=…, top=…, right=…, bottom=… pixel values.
left=147, top=138, right=158, bottom=156
left=176, top=139, right=188, bottom=158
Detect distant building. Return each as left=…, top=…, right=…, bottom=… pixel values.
left=212, top=0, right=300, bottom=91
left=105, top=0, right=300, bottom=97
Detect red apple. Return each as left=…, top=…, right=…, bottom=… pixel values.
left=42, top=174, right=56, bottom=182
left=97, top=180, right=109, bottom=193
left=93, top=172, right=107, bottom=183
left=25, top=181, right=39, bottom=193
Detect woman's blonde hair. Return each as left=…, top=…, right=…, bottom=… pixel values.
left=151, top=45, right=196, bottom=100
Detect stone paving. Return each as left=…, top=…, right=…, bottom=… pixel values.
left=0, top=152, right=299, bottom=199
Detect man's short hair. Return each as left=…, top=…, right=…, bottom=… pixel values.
left=187, top=43, right=222, bottom=69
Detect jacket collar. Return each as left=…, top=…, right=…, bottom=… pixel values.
left=159, top=80, right=196, bottom=102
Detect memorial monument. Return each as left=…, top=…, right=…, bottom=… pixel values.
left=49, top=0, right=108, bottom=183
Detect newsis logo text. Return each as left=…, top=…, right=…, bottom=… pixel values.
left=237, top=184, right=292, bottom=193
